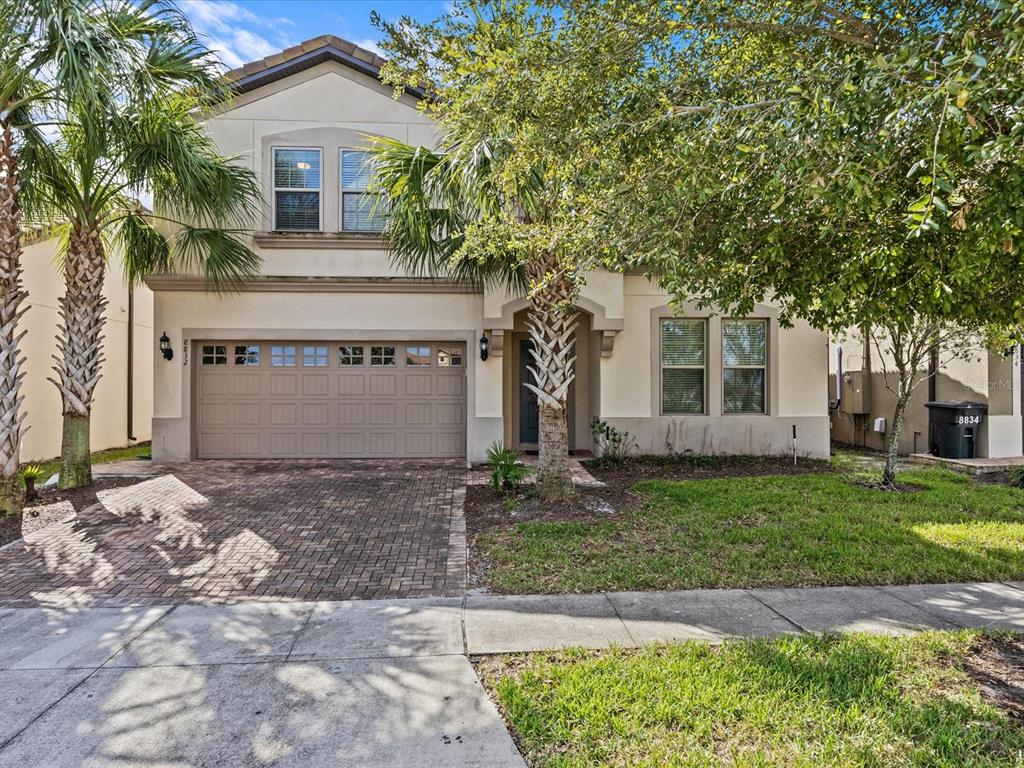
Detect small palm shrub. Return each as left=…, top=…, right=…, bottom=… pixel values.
left=21, top=464, right=49, bottom=503
left=1011, top=466, right=1024, bottom=489
left=486, top=442, right=532, bottom=494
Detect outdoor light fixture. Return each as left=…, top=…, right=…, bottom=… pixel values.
left=159, top=331, right=174, bottom=361
left=479, top=332, right=489, bottom=361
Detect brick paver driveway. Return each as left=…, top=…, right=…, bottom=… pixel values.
left=0, top=460, right=467, bottom=607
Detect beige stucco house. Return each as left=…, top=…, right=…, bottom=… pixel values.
left=829, top=332, right=1023, bottom=459
left=21, top=233, right=153, bottom=461
left=146, top=35, right=830, bottom=464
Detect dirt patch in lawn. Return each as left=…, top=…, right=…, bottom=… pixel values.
left=965, top=635, right=1024, bottom=724
left=587, top=454, right=835, bottom=484
left=0, top=476, right=140, bottom=548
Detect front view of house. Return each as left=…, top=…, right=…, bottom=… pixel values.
left=146, top=35, right=830, bottom=464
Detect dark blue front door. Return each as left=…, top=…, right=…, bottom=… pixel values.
left=519, top=339, right=539, bottom=444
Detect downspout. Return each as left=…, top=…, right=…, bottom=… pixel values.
left=127, top=284, right=136, bottom=442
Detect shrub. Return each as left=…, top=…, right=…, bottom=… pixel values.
left=1011, top=466, right=1024, bottom=489
left=21, top=464, right=48, bottom=503
left=486, top=442, right=532, bottom=494
left=590, top=417, right=636, bottom=467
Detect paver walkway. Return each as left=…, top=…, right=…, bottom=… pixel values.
left=0, top=460, right=467, bottom=607
left=1, top=581, right=1023, bottom=766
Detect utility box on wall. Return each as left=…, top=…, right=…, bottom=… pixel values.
left=839, top=370, right=871, bottom=414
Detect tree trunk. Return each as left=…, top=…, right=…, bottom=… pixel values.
left=0, top=118, right=28, bottom=516
left=523, top=279, right=577, bottom=501
left=882, top=390, right=911, bottom=487
left=52, top=225, right=107, bottom=490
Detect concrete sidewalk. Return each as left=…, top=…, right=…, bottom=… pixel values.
left=1, top=581, right=1023, bottom=766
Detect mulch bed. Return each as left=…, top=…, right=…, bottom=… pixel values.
left=0, top=476, right=139, bottom=549
left=965, top=635, right=1024, bottom=724
left=466, top=455, right=835, bottom=538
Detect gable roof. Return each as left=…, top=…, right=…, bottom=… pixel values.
left=226, top=34, right=422, bottom=97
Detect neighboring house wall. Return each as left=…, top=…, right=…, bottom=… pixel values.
left=828, top=331, right=1022, bottom=458
left=147, top=38, right=831, bottom=463
left=21, top=235, right=154, bottom=461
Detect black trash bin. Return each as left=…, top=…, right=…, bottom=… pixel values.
left=925, top=401, right=987, bottom=459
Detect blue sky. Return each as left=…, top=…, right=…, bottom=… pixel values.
left=178, top=1, right=452, bottom=69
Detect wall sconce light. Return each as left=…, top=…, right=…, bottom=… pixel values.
left=159, top=331, right=174, bottom=361
left=479, top=332, right=489, bottom=361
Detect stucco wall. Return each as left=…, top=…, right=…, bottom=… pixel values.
left=601, top=277, right=830, bottom=458
left=21, top=237, right=153, bottom=461
left=828, top=331, right=1021, bottom=457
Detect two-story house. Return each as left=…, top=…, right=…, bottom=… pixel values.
left=146, top=35, right=830, bottom=464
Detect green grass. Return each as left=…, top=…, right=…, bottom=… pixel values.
left=24, top=442, right=151, bottom=482
left=481, top=632, right=1024, bottom=767
left=474, top=467, right=1024, bottom=593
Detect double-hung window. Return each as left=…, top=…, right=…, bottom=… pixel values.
left=340, top=150, right=386, bottom=233
left=660, top=319, right=705, bottom=414
left=723, top=319, right=767, bottom=414
left=273, top=148, right=322, bottom=231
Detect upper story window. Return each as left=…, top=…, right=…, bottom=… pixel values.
left=340, top=150, right=386, bottom=233
left=273, top=148, right=321, bottom=231
left=723, top=319, right=767, bottom=414
left=660, top=319, right=705, bottom=414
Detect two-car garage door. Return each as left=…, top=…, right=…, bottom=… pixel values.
left=195, top=341, right=466, bottom=458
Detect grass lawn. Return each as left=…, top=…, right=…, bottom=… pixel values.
left=473, top=464, right=1024, bottom=593
left=480, top=631, right=1024, bottom=767
left=25, top=442, right=151, bottom=482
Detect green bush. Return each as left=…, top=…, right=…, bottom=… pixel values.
left=1011, top=466, right=1024, bottom=489
left=486, top=442, right=532, bottom=494
left=590, top=417, right=635, bottom=467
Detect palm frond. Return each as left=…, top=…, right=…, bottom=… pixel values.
left=367, top=135, right=527, bottom=292
left=169, top=226, right=261, bottom=292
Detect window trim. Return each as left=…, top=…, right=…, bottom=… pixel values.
left=272, top=146, right=324, bottom=232
left=339, top=148, right=385, bottom=233
left=721, top=318, right=768, bottom=416
left=659, top=317, right=707, bottom=416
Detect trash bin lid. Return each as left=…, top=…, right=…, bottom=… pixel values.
left=925, top=400, right=988, bottom=411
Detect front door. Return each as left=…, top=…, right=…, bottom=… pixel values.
left=519, top=339, right=539, bottom=445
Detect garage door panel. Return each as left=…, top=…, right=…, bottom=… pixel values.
left=338, top=374, right=365, bottom=396
left=302, top=374, right=330, bottom=396
left=199, top=374, right=230, bottom=396
left=270, top=375, right=297, bottom=396
left=302, top=402, right=330, bottom=426
left=233, top=403, right=261, bottom=426
left=196, top=340, right=466, bottom=459
left=436, top=403, right=464, bottom=426
left=233, top=374, right=261, bottom=396
left=406, top=403, right=432, bottom=425
left=338, top=403, right=365, bottom=425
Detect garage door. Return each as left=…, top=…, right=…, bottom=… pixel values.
left=195, top=341, right=466, bottom=458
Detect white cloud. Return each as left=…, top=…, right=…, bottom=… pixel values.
left=179, top=0, right=294, bottom=70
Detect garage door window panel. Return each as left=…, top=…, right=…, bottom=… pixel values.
left=437, top=347, right=463, bottom=367
left=371, top=346, right=396, bottom=367
left=234, top=345, right=260, bottom=366
left=406, top=345, right=431, bottom=367
left=303, top=345, right=328, bottom=367
left=202, top=345, right=227, bottom=365
left=339, top=345, right=364, bottom=366
left=271, top=345, right=297, bottom=367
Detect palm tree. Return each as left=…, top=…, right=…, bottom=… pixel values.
left=369, top=137, right=579, bottom=499
left=0, top=20, right=37, bottom=515
left=19, top=0, right=261, bottom=489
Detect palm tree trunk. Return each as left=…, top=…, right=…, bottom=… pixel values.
left=0, top=118, right=28, bottom=515
left=52, top=225, right=107, bottom=489
left=524, top=280, right=577, bottom=501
